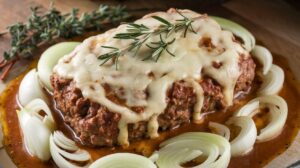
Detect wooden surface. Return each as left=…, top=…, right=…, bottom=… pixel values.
left=0, top=0, right=300, bottom=168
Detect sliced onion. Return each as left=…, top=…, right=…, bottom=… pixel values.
left=258, top=64, right=284, bottom=95
left=17, top=109, right=51, bottom=161
left=211, top=16, right=255, bottom=52
left=38, top=42, right=80, bottom=91
left=50, top=131, right=91, bottom=168
left=251, top=45, right=273, bottom=75
left=24, top=98, right=55, bottom=131
left=53, top=131, right=78, bottom=151
left=149, top=151, right=159, bottom=162
left=226, top=116, right=257, bottom=156
left=208, top=122, right=230, bottom=140
left=25, top=98, right=53, bottom=117
left=257, top=104, right=284, bottom=142
left=18, top=69, right=47, bottom=107
left=255, top=96, right=288, bottom=142
left=235, top=100, right=259, bottom=117
left=17, top=98, right=55, bottom=161
left=157, top=145, right=203, bottom=168
left=89, top=153, right=156, bottom=168
left=156, top=132, right=231, bottom=168
left=235, top=95, right=288, bottom=142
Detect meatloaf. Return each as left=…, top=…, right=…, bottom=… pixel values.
left=51, top=56, right=255, bottom=146
left=51, top=9, right=256, bottom=147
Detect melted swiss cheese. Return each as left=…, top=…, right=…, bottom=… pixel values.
left=53, top=9, right=249, bottom=146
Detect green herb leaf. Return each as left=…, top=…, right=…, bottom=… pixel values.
left=151, top=16, right=172, bottom=26
left=0, top=4, right=130, bottom=80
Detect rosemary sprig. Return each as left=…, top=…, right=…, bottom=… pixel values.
left=175, top=10, right=197, bottom=37
left=0, top=4, right=130, bottom=80
left=144, top=34, right=175, bottom=61
left=98, top=10, right=197, bottom=68
left=98, top=46, right=122, bottom=69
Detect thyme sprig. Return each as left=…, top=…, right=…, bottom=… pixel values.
left=0, top=4, right=130, bottom=80
left=98, top=10, right=197, bottom=68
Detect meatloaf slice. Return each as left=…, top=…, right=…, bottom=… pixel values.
left=50, top=56, right=255, bottom=147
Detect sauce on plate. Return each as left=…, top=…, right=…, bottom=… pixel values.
left=1, top=54, right=300, bottom=168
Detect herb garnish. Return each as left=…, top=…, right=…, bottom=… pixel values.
left=98, top=10, right=197, bottom=69
left=0, top=4, right=129, bottom=80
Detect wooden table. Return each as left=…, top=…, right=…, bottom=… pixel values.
left=0, top=0, right=300, bottom=167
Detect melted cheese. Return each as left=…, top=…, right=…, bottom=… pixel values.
left=53, top=9, right=249, bottom=146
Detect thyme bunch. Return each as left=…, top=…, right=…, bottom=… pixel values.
left=0, top=4, right=130, bottom=80
left=98, top=10, right=197, bottom=68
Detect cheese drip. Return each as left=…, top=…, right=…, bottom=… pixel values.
left=54, top=9, right=248, bottom=146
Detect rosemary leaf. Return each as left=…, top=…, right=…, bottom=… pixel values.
left=151, top=16, right=172, bottom=26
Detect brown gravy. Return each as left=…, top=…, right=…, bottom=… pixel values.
left=1, top=55, right=300, bottom=168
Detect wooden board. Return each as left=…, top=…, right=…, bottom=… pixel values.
left=0, top=0, right=300, bottom=168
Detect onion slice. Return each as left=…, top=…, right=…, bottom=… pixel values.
left=235, top=95, right=288, bottom=142
left=156, top=132, right=231, bottom=168
left=37, top=42, right=80, bottom=91
left=50, top=131, right=91, bottom=168
left=208, top=122, right=230, bottom=140
left=24, top=98, right=55, bottom=131
left=251, top=45, right=273, bottom=75
left=18, top=69, right=47, bottom=106
left=258, top=64, right=284, bottom=95
left=149, top=151, right=159, bottom=162
left=235, top=100, right=259, bottom=117
left=20, top=112, right=52, bottom=161
left=17, top=99, right=55, bottom=161
left=226, top=116, right=257, bottom=156
left=89, top=153, right=156, bottom=168
left=211, top=16, right=255, bottom=52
